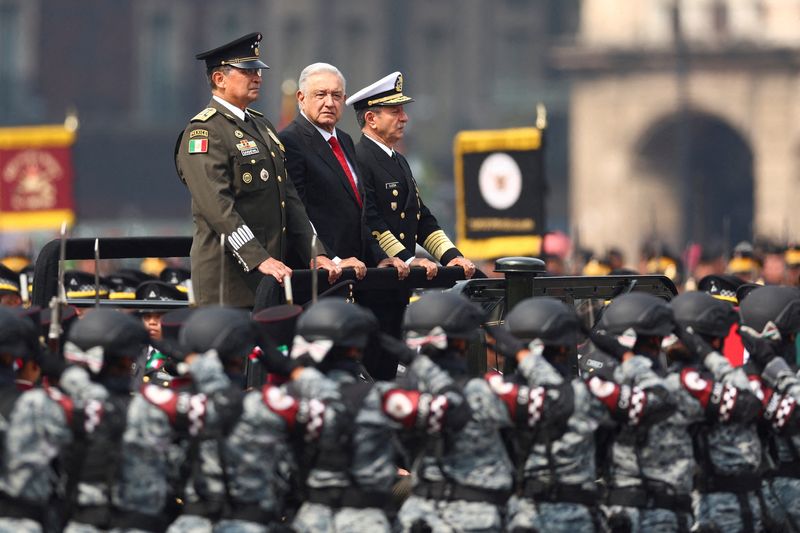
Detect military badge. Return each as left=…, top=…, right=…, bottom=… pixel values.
left=242, top=172, right=253, bottom=184
left=189, top=129, right=208, bottom=139
left=391, top=202, right=397, bottom=211
left=260, top=169, right=269, bottom=181
left=188, top=138, right=208, bottom=154
left=236, top=139, right=259, bottom=156
left=234, top=130, right=244, bottom=138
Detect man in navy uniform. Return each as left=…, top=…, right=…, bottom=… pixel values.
left=175, top=33, right=340, bottom=307
left=346, top=73, right=475, bottom=369
left=347, top=72, right=475, bottom=280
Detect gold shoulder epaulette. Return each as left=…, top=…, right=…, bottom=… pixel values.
left=267, top=128, right=285, bottom=152
left=246, top=108, right=264, bottom=117
left=191, top=108, right=217, bottom=122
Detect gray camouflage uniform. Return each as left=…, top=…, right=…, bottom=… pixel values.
left=291, top=355, right=460, bottom=533
left=398, top=351, right=571, bottom=533
left=690, top=353, right=763, bottom=533
left=757, top=362, right=800, bottom=532
left=606, top=352, right=755, bottom=533
left=168, top=352, right=322, bottom=533
left=507, top=351, right=675, bottom=533
left=0, top=366, right=105, bottom=533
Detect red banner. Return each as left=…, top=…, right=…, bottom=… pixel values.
left=0, top=124, right=76, bottom=231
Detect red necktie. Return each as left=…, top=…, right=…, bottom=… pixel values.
left=328, top=137, right=362, bottom=208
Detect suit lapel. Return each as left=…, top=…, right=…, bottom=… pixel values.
left=298, top=117, right=360, bottom=205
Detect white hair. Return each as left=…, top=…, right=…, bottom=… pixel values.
left=297, top=63, right=346, bottom=94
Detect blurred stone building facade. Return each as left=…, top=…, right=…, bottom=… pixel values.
left=0, top=0, right=578, bottom=243
left=558, top=0, right=800, bottom=261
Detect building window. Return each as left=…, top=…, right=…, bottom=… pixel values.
left=0, top=2, right=21, bottom=120
left=138, top=7, right=179, bottom=122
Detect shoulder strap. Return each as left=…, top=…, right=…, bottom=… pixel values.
left=191, top=108, right=217, bottom=122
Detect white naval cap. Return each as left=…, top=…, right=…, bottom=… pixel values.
left=345, top=71, right=415, bottom=110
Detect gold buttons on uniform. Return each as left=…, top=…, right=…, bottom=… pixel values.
left=400, top=212, right=405, bottom=219
left=251, top=159, right=256, bottom=164
left=278, top=175, right=283, bottom=182
left=417, top=213, right=420, bottom=220
left=281, top=201, right=285, bottom=208
left=242, top=172, right=253, bottom=184
left=282, top=227, right=286, bottom=232
left=271, top=151, right=276, bottom=157
left=400, top=233, right=405, bottom=240
left=392, top=190, right=399, bottom=197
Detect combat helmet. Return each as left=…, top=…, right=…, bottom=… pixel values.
left=671, top=291, right=738, bottom=340
left=506, top=297, right=581, bottom=347
left=597, top=293, right=674, bottom=338
left=179, top=306, right=258, bottom=362
left=739, top=286, right=800, bottom=342
left=402, top=292, right=485, bottom=345
left=0, top=307, right=38, bottom=360
left=64, top=309, right=149, bottom=374
left=290, top=299, right=377, bottom=363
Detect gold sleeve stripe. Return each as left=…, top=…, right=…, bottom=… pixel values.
left=0, top=283, right=18, bottom=292
left=375, top=231, right=406, bottom=257
left=423, top=230, right=455, bottom=261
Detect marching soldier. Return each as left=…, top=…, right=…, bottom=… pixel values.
left=166, top=306, right=326, bottom=533
left=287, top=298, right=471, bottom=533
left=498, top=297, right=674, bottom=533
left=738, top=286, right=800, bottom=531
left=0, top=310, right=136, bottom=532
left=396, top=292, right=573, bottom=532
left=669, top=292, right=763, bottom=532
left=175, top=32, right=340, bottom=307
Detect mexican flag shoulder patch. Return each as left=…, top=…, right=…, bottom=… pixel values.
left=188, top=138, right=208, bottom=154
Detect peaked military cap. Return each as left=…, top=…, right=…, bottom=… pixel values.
left=107, top=272, right=142, bottom=300
left=135, top=281, right=188, bottom=304
left=159, top=267, right=191, bottom=294
left=697, top=274, right=743, bottom=304
left=64, top=270, right=109, bottom=300
left=0, top=264, right=20, bottom=295
left=196, top=32, right=269, bottom=70
left=346, top=71, right=414, bottom=110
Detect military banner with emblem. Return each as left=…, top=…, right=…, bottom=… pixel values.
left=453, top=124, right=545, bottom=259
left=0, top=122, right=77, bottom=231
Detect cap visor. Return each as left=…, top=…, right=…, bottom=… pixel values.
left=229, top=59, right=270, bottom=69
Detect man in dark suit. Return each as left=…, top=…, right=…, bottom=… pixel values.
left=347, top=72, right=476, bottom=280
left=279, top=63, right=408, bottom=278
left=175, top=34, right=340, bottom=307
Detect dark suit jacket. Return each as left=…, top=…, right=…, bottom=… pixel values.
left=279, top=115, right=384, bottom=265
left=175, top=99, right=317, bottom=307
left=355, top=134, right=461, bottom=266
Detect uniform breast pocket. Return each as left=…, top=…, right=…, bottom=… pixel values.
left=234, top=155, right=271, bottom=193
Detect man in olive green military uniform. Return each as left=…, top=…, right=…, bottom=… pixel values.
left=175, top=32, right=340, bottom=307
